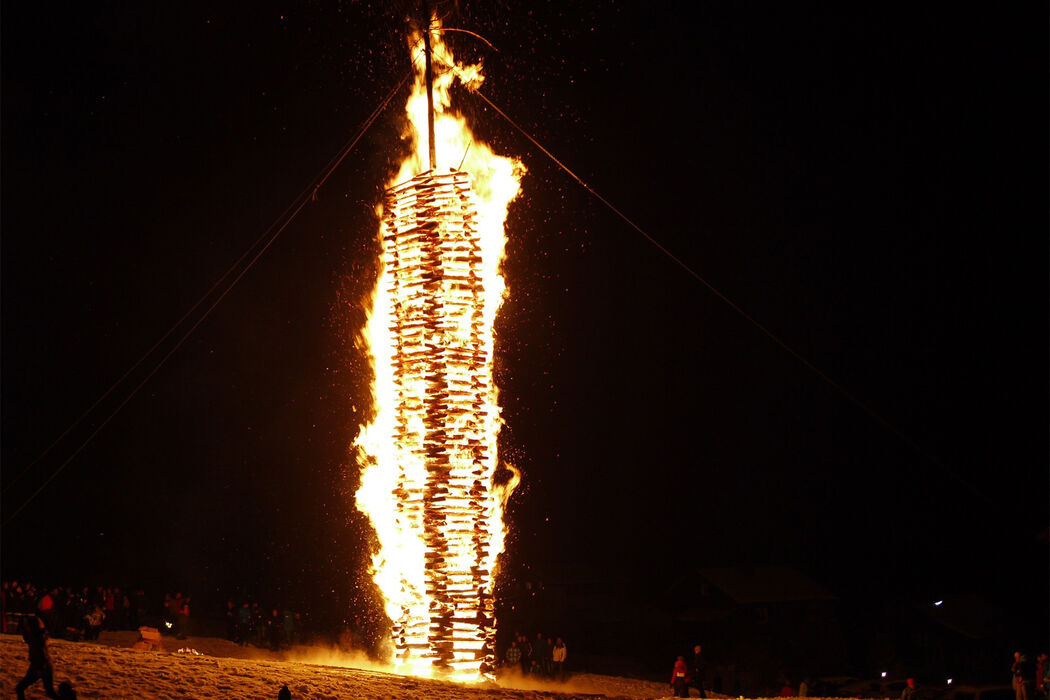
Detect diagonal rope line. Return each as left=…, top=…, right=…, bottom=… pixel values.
left=471, top=87, right=993, bottom=507
left=1, top=68, right=413, bottom=527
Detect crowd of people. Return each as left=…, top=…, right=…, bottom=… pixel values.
left=2, top=581, right=310, bottom=651
left=2, top=581, right=148, bottom=641
left=499, top=631, right=568, bottom=679
left=1012, top=651, right=1050, bottom=700
left=224, top=599, right=304, bottom=650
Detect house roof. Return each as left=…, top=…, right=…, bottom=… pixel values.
left=695, top=566, right=837, bottom=604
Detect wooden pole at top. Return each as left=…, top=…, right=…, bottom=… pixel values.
left=421, top=0, right=437, bottom=171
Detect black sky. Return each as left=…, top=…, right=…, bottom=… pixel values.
left=2, top=0, right=1046, bottom=648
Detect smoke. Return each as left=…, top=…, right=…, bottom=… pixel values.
left=281, top=644, right=396, bottom=675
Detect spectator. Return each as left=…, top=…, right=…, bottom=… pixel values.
left=1021, top=654, right=1038, bottom=700
left=671, top=655, right=689, bottom=698
left=176, top=597, right=190, bottom=640
left=15, top=614, right=59, bottom=700
left=225, top=601, right=238, bottom=642
left=85, top=605, right=105, bottom=641
left=1015, top=653, right=1030, bottom=700
left=237, top=603, right=252, bottom=646
left=103, top=588, right=116, bottom=630
left=901, top=678, right=917, bottom=700
left=690, top=644, right=707, bottom=698
left=1, top=580, right=8, bottom=633
left=282, top=609, right=295, bottom=647
left=504, top=640, right=521, bottom=669
left=39, top=589, right=57, bottom=636
left=1037, top=653, right=1048, bottom=700
left=268, top=609, right=282, bottom=650
left=552, top=637, right=567, bottom=680
left=533, top=633, right=550, bottom=676
left=518, top=634, right=532, bottom=675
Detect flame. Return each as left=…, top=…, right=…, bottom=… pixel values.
left=354, top=21, right=523, bottom=683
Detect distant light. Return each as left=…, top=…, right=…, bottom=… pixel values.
left=947, top=679, right=953, bottom=685
left=165, top=621, right=173, bottom=628
left=934, top=600, right=944, bottom=606
left=881, top=672, right=888, bottom=678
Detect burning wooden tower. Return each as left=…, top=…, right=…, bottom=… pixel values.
left=355, top=8, right=522, bottom=682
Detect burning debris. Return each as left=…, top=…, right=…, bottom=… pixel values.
left=355, top=16, right=523, bottom=683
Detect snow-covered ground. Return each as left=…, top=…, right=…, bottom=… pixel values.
left=0, top=631, right=707, bottom=699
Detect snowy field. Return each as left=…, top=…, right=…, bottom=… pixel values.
left=1, top=631, right=711, bottom=699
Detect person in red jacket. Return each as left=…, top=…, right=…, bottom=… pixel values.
left=671, top=656, right=690, bottom=698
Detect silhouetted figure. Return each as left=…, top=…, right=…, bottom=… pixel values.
left=901, top=678, right=918, bottom=700
left=84, top=605, right=105, bottom=640
left=1015, top=653, right=1031, bottom=700
left=533, top=632, right=550, bottom=676
left=1036, top=652, right=1048, bottom=699
left=518, top=634, right=532, bottom=675
left=237, top=603, right=251, bottom=646
left=672, top=655, right=690, bottom=698
left=1021, top=654, right=1038, bottom=700
left=690, top=644, right=707, bottom=698
left=176, top=596, right=190, bottom=640
left=15, top=614, right=59, bottom=700
left=277, top=684, right=291, bottom=700
left=226, top=600, right=238, bottom=641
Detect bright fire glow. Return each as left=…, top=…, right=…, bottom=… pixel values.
left=354, top=21, right=523, bottom=682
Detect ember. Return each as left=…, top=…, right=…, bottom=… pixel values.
left=355, top=18, right=523, bottom=682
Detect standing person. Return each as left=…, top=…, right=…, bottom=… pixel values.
left=1, top=581, right=8, bottom=633
left=282, top=609, right=295, bottom=648
left=1015, top=653, right=1030, bottom=700
left=225, top=601, right=238, bottom=641
left=237, top=603, right=252, bottom=646
left=901, top=678, right=918, bottom=700
left=38, top=589, right=56, bottom=636
left=504, top=639, right=521, bottom=670
left=15, top=614, right=59, bottom=699
left=533, top=632, right=550, bottom=676
left=1021, top=654, right=1038, bottom=700
left=671, top=655, right=690, bottom=698
left=552, top=637, right=567, bottom=680
left=84, top=605, right=105, bottom=641
left=176, top=597, right=190, bottom=640
left=690, top=644, right=708, bottom=698
left=267, top=609, right=282, bottom=651
left=1036, top=653, right=1048, bottom=700
left=519, top=634, right=532, bottom=675
left=103, top=588, right=116, bottom=630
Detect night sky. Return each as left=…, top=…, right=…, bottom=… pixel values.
left=2, top=0, right=1046, bottom=657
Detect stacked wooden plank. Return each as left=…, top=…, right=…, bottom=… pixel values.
left=380, top=170, right=497, bottom=677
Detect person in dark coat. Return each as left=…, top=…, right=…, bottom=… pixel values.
left=16, top=614, right=60, bottom=699
left=533, top=633, right=551, bottom=676
left=691, top=644, right=708, bottom=698
left=277, top=684, right=291, bottom=700
left=518, top=634, right=532, bottom=675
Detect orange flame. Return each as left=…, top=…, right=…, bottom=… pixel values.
left=354, top=21, right=523, bottom=682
